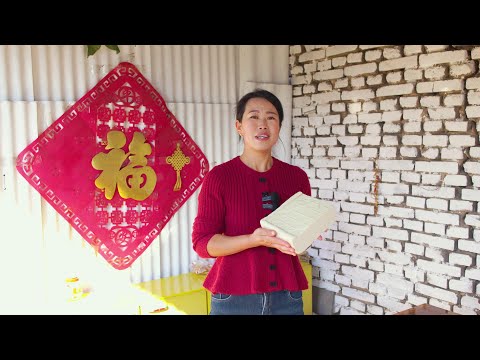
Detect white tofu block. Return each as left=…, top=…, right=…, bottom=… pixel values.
left=260, top=191, right=336, bottom=254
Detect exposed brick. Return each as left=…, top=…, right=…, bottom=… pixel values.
left=426, top=273, right=448, bottom=289
left=313, top=69, right=344, bottom=81
left=464, top=161, right=480, bottom=174
left=404, top=69, right=423, bottom=82
left=465, top=268, right=480, bottom=281
left=421, top=148, right=439, bottom=159
left=347, top=52, right=363, bottom=63
left=403, top=109, right=424, bottom=121
left=383, top=47, right=401, bottom=59
left=403, top=220, right=423, bottom=233
left=425, top=66, right=447, bottom=80
left=332, top=56, right=347, bottom=68
left=446, top=226, right=470, bottom=239
left=415, top=208, right=459, bottom=225
left=377, top=295, right=411, bottom=313
left=380, top=57, right=418, bottom=73
left=470, top=147, right=480, bottom=158
left=450, top=200, right=473, bottom=211
left=466, top=77, right=480, bottom=90
left=450, top=61, right=475, bottom=77
left=399, top=96, right=418, bottom=108
left=449, top=135, right=476, bottom=147
left=419, top=50, right=468, bottom=68
left=415, top=161, right=458, bottom=174
left=460, top=296, right=480, bottom=310
left=326, top=45, right=358, bottom=57
left=310, top=91, right=342, bottom=106
left=445, top=121, right=468, bottom=132
left=342, top=286, right=375, bottom=303
left=404, top=45, right=423, bottom=55
left=411, top=232, right=454, bottom=251
left=342, top=89, right=375, bottom=101
left=472, top=47, right=480, bottom=59
left=382, top=111, right=403, bottom=122
left=299, top=49, right=326, bottom=63
left=466, top=105, right=480, bottom=118
left=458, top=239, right=480, bottom=254
left=417, top=79, right=464, bottom=93
left=425, top=45, right=449, bottom=52
left=416, top=259, right=461, bottom=277
left=344, top=62, right=377, bottom=77
left=366, top=74, right=382, bottom=85
left=377, top=84, right=414, bottom=97
left=465, top=214, right=480, bottom=227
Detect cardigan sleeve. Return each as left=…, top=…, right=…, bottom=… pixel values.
left=298, top=166, right=312, bottom=197
left=191, top=168, right=225, bottom=258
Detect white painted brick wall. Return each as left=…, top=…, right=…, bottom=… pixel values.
left=292, top=45, right=480, bottom=315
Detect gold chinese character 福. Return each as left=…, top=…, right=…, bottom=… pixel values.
left=92, top=130, right=157, bottom=201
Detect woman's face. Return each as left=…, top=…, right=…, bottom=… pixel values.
left=235, top=97, right=280, bottom=153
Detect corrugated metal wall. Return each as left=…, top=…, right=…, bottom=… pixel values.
left=0, top=45, right=291, bottom=308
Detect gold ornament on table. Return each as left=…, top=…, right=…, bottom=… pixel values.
left=166, top=142, right=190, bottom=191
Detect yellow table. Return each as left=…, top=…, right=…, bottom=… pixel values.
left=134, top=260, right=313, bottom=315
left=134, top=272, right=209, bottom=315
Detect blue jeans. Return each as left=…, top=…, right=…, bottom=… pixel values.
left=209, top=290, right=304, bottom=315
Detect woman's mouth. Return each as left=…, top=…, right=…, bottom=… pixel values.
left=255, top=134, right=270, bottom=140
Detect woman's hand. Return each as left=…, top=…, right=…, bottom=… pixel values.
left=250, top=227, right=297, bottom=256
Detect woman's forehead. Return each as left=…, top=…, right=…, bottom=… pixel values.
left=245, top=98, right=277, bottom=113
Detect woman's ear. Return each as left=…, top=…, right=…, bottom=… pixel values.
left=235, top=120, right=242, bottom=136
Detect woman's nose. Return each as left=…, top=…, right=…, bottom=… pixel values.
left=257, top=118, right=267, bottom=128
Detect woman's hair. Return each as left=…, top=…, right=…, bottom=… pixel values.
left=235, top=88, right=284, bottom=127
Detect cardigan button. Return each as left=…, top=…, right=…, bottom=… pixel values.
left=269, top=264, right=276, bottom=270
left=268, top=248, right=276, bottom=254
left=269, top=281, right=277, bottom=287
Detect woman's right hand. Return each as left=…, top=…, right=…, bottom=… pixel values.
left=250, top=227, right=297, bottom=256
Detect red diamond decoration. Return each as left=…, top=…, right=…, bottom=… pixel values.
left=16, top=62, right=209, bottom=270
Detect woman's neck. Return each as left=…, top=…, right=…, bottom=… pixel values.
left=239, top=152, right=273, bottom=172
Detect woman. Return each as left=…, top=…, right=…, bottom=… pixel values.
left=192, top=89, right=311, bottom=315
